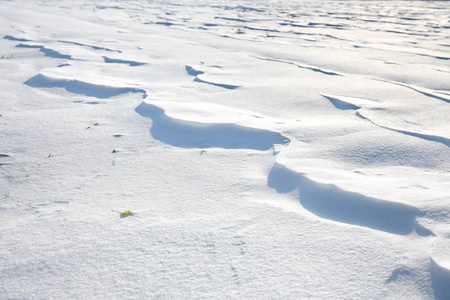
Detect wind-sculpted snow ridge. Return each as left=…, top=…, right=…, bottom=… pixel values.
left=185, top=65, right=204, bottom=76
left=25, top=74, right=147, bottom=99
left=193, top=77, right=239, bottom=90
left=58, top=40, right=121, bottom=53
left=268, top=163, right=425, bottom=236
left=431, top=259, right=450, bottom=300
left=3, top=35, right=31, bottom=42
left=135, top=101, right=289, bottom=150
left=155, top=21, right=176, bottom=27
left=16, top=43, right=72, bottom=60
left=103, top=56, right=145, bottom=66
left=372, top=78, right=450, bottom=104
left=252, top=56, right=342, bottom=76
left=322, top=94, right=450, bottom=148
left=321, top=94, right=376, bottom=110
left=351, top=42, right=450, bottom=62
left=185, top=65, right=239, bottom=90
left=431, top=239, right=450, bottom=300
left=355, top=112, right=450, bottom=148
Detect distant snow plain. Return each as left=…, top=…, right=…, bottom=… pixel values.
left=1, top=0, right=449, bottom=299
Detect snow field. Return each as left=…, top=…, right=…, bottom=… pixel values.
left=1, top=0, right=449, bottom=299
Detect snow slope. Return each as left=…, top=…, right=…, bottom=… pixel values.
left=1, top=0, right=449, bottom=299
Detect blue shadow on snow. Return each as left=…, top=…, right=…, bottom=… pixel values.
left=268, top=163, right=424, bottom=235
left=25, top=74, right=147, bottom=99
left=135, top=102, right=290, bottom=150
left=431, top=258, right=450, bottom=300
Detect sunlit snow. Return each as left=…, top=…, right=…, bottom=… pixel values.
left=1, top=0, right=449, bottom=299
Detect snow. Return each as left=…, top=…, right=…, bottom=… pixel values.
left=1, top=0, right=449, bottom=299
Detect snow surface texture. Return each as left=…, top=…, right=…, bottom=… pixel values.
left=1, top=0, right=449, bottom=299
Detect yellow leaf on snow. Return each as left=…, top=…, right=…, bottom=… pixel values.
left=120, top=210, right=133, bottom=216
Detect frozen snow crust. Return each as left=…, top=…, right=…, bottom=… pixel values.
left=1, top=0, right=449, bottom=299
